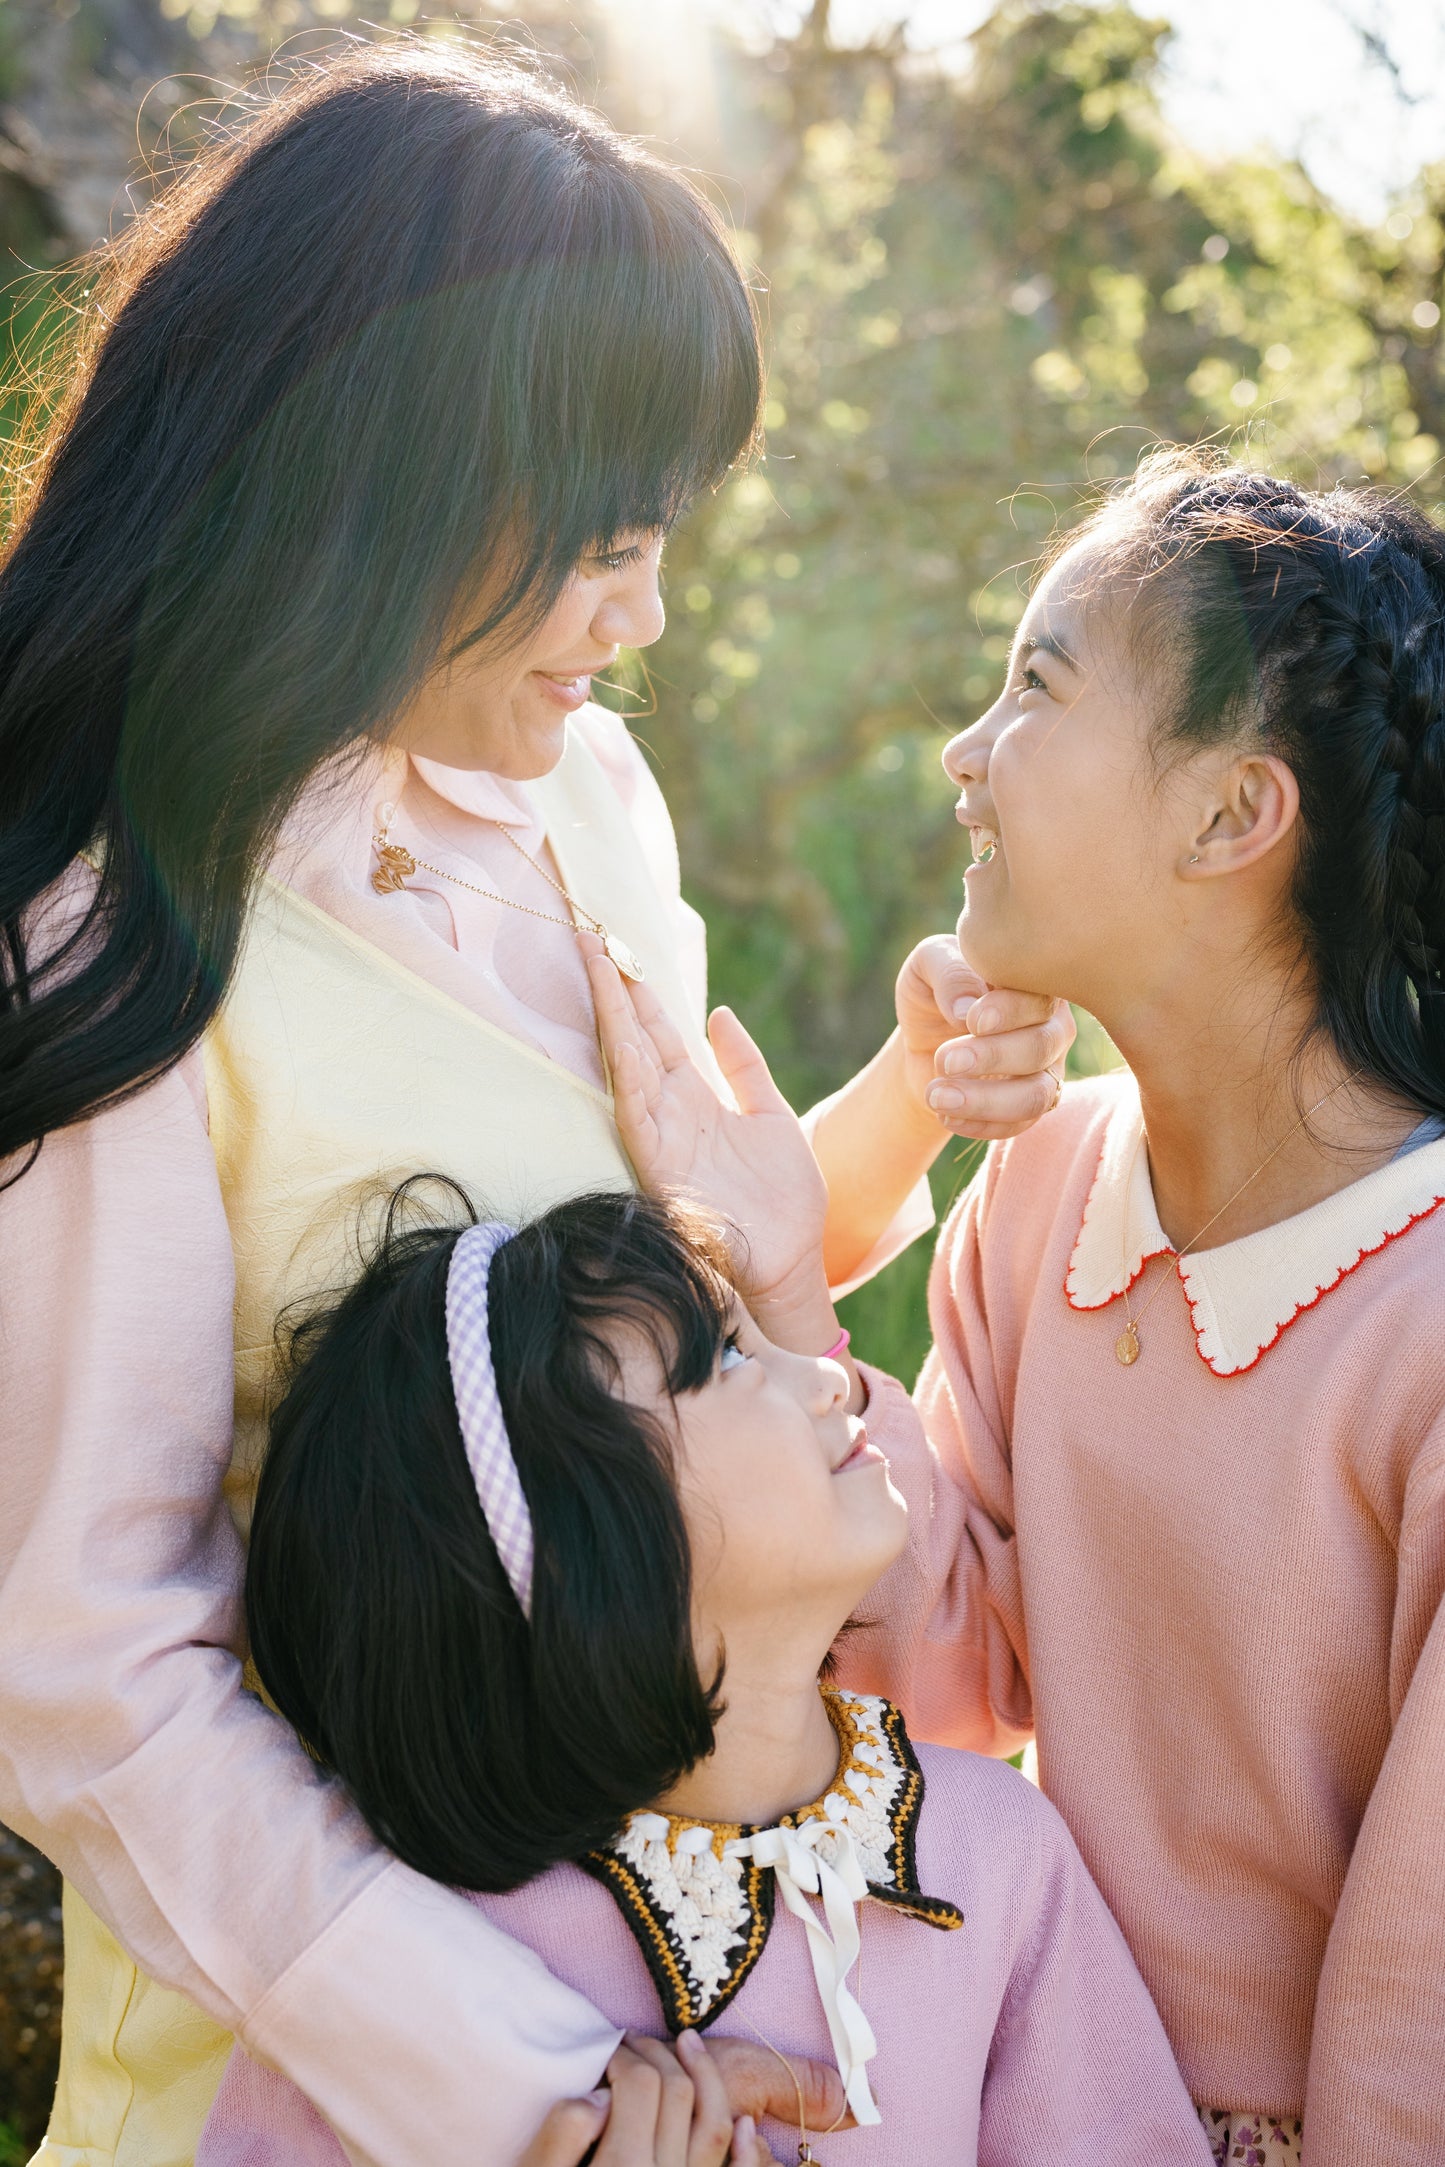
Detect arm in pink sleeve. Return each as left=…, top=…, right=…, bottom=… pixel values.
left=0, top=1064, right=617, bottom=2166
left=833, top=1167, right=1033, bottom=1756
left=1303, top=1440, right=1445, bottom=2167
left=978, top=1789, right=1210, bottom=2166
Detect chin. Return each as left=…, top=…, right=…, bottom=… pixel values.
left=955, top=901, right=1057, bottom=1000
left=472, top=719, right=569, bottom=782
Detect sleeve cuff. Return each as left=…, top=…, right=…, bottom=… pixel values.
left=241, top=1861, right=619, bottom=2167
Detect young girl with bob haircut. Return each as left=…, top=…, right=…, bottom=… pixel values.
left=197, top=1184, right=1210, bottom=2166
left=0, top=35, right=1067, bottom=2160
left=584, top=451, right=1445, bottom=2167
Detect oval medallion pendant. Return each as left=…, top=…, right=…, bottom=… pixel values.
left=603, top=931, right=645, bottom=982
left=1115, top=1323, right=1140, bottom=1366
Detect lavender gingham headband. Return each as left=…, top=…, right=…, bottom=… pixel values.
left=445, top=1223, right=534, bottom=1619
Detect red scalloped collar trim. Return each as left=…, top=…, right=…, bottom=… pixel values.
left=1064, top=1114, right=1445, bottom=1376
left=1176, top=1189, right=1445, bottom=1376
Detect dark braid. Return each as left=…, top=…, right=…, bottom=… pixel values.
left=1080, top=449, right=1445, bottom=1120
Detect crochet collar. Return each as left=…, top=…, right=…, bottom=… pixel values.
left=582, top=1690, right=961, bottom=2126
left=1066, top=1079, right=1445, bottom=1376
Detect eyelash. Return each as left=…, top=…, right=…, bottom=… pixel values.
left=591, top=545, right=646, bottom=574
left=1021, top=663, right=1047, bottom=692
left=719, top=1329, right=750, bottom=1372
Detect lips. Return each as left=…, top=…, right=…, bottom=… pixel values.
left=532, top=671, right=593, bottom=712
left=833, top=1421, right=885, bottom=1475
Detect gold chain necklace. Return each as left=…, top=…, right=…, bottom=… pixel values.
left=370, top=802, right=644, bottom=982
left=1114, top=1074, right=1360, bottom=1366
left=734, top=1920, right=861, bottom=2162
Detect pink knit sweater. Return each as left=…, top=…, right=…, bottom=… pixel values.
left=199, top=1723, right=1211, bottom=2166
left=839, top=1074, right=1445, bottom=2166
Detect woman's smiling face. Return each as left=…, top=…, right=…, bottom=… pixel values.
left=942, top=541, right=1187, bottom=1015
left=390, top=531, right=667, bottom=779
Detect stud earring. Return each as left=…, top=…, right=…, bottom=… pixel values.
left=1188, top=854, right=1200, bottom=863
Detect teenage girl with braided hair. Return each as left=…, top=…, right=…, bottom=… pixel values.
left=585, top=448, right=1445, bottom=2166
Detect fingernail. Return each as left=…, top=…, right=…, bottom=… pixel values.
left=676, top=2028, right=704, bottom=2061
left=972, top=1003, right=998, bottom=1033
left=587, top=2088, right=612, bottom=2112
left=944, top=1044, right=977, bottom=1075
left=733, top=2116, right=756, bottom=2146
left=951, top=996, right=973, bottom=1020
left=928, top=1085, right=967, bottom=1113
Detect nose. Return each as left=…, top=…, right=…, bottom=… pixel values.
left=942, top=704, right=999, bottom=790
left=812, top=1351, right=851, bottom=1419
left=591, top=547, right=666, bottom=653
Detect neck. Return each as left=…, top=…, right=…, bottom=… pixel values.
left=657, top=1644, right=841, bottom=1829
left=1099, top=957, right=1420, bottom=1251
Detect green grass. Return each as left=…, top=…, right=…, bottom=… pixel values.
left=0, top=2119, right=29, bottom=2167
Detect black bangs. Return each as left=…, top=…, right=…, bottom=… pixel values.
left=489, top=1189, right=738, bottom=1404
left=446, top=148, right=764, bottom=651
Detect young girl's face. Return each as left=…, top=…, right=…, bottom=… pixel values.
left=391, top=532, right=666, bottom=780
left=618, top=1304, right=907, bottom=1662
left=942, top=541, right=1193, bottom=1017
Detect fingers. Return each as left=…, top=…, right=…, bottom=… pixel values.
left=897, top=933, right=986, bottom=1024
left=728, top=2117, right=778, bottom=2165
left=925, top=1067, right=1064, bottom=1140
left=964, top=989, right=1075, bottom=1055
left=706, top=1006, right=792, bottom=1120
left=934, top=1012, right=1068, bottom=1085
left=675, top=2030, right=737, bottom=2167
left=517, top=2093, right=611, bottom=2167
left=610, top=1039, right=664, bottom=1175
left=622, top=967, right=695, bottom=1074
left=592, top=2043, right=671, bottom=2162
left=922, top=996, right=1074, bottom=1139
left=619, top=2034, right=697, bottom=2164
left=585, top=941, right=647, bottom=1068
left=704, top=2037, right=850, bottom=2135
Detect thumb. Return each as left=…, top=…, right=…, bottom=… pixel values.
left=706, top=2037, right=851, bottom=2134
left=516, top=2094, right=610, bottom=2167
left=908, top=933, right=987, bottom=1026
left=707, top=1006, right=792, bottom=1120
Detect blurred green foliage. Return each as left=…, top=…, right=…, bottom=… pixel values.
left=1, top=0, right=1442, bottom=1384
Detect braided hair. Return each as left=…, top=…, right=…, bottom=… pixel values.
left=1079, top=449, right=1445, bottom=1120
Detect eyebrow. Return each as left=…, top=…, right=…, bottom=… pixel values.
left=1020, top=630, right=1081, bottom=671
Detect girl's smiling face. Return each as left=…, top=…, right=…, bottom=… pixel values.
left=943, top=542, right=1198, bottom=1017
left=610, top=1301, right=907, bottom=1672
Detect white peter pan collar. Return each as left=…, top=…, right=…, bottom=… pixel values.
left=1066, top=1080, right=1445, bottom=1376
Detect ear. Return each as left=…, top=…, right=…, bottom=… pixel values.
left=1179, top=753, right=1299, bottom=879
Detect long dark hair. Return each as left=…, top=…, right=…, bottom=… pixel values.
left=245, top=1184, right=730, bottom=1891
left=0, top=43, right=761, bottom=1171
left=1074, top=448, right=1445, bottom=1119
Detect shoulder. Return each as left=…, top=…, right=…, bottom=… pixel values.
left=911, top=1743, right=1087, bottom=1934
left=914, top=1740, right=1062, bottom=1854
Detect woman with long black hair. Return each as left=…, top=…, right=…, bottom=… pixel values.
left=0, top=39, right=1068, bottom=2166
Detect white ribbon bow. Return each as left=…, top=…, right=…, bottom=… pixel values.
left=723, top=1812, right=881, bottom=2127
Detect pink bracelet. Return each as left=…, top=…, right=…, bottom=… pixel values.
left=822, top=1327, right=851, bottom=1362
